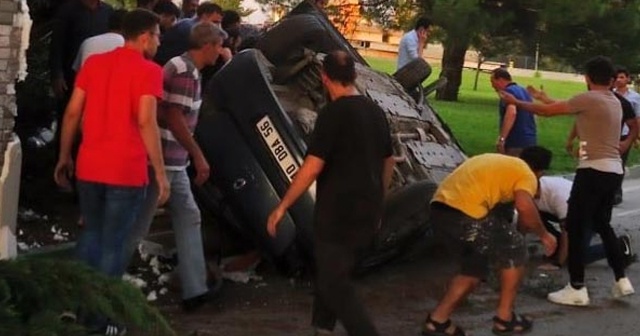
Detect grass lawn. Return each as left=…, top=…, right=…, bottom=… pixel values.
left=366, top=57, right=639, bottom=173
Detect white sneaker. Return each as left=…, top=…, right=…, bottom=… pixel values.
left=547, top=283, right=590, bottom=306
left=612, top=277, right=635, bottom=298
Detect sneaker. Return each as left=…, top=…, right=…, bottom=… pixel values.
left=547, top=283, right=590, bottom=306
left=619, top=235, right=636, bottom=267
left=182, top=279, right=223, bottom=313
left=612, top=277, right=635, bottom=298
left=90, top=324, right=127, bottom=336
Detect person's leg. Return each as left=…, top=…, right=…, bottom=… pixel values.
left=313, top=239, right=379, bottom=336
left=565, top=169, right=600, bottom=288
left=430, top=275, right=481, bottom=322
left=75, top=180, right=105, bottom=269
left=168, top=170, right=209, bottom=300
left=122, top=166, right=160, bottom=272
left=100, top=184, right=145, bottom=277
left=592, top=172, right=626, bottom=280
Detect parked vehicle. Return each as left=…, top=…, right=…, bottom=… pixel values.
left=194, top=0, right=466, bottom=274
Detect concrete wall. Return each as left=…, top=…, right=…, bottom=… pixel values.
left=0, top=0, right=29, bottom=260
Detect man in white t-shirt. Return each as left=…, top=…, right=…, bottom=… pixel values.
left=72, top=9, right=127, bottom=72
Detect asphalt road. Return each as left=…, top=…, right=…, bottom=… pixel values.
left=163, top=177, right=640, bottom=336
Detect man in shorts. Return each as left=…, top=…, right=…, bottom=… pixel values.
left=422, top=153, right=556, bottom=336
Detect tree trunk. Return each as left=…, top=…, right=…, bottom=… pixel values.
left=436, top=39, right=469, bottom=101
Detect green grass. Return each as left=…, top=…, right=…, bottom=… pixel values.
left=366, top=56, right=639, bottom=173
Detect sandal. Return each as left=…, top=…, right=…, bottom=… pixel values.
left=422, top=314, right=467, bottom=336
left=492, top=312, right=533, bottom=335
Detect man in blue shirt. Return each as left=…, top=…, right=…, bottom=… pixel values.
left=491, top=68, right=537, bottom=156
left=396, top=17, right=431, bottom=70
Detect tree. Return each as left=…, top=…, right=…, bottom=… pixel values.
left=538, top=0, right=640, bottom=73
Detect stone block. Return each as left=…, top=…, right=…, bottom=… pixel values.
left=0, top=12, right=11, bottom=26
left=0, top=1, right=17, bottom=13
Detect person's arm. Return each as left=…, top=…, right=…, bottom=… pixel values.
left=566, top=122, right=578, bottom=156
left=162, top=105, right=210, bottom=185
left=497, top=104, right=516, bottom=153
left=49, top=6, right=71, bottom=98
left=621, top=117, right=639, bottom=154
left=405, top=33, right=420, bottom=60
left=382, top=156, right=395, bottom=196
left=53, top=87, right=85, bottom=188
left=267, top=155, right=324, bottom=236
left=514, top=190, right=557, bottom=256
left=499, top=90, right=573, bottom=117
left=138, top=95, right=170, bottom=206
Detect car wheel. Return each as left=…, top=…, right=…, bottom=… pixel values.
left=392, top=58, right=432, bottom=91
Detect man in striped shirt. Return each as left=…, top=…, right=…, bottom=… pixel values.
left=125, top=21, right=227, bottom=312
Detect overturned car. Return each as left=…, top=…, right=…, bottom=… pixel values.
left=193, top=0, right=466, bottom=273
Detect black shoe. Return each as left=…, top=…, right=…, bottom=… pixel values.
left=90, top=323, right=127, bottom=336
left=619, top=234, right=636, bottom=268
left=182, top=278, right=224, bottom=313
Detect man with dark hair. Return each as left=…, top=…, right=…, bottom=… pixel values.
left=490, top=68, right=537, bottom=156
left=421, top=152, right=556, bottom=336
left=519, top=146, right=635, bottom=270
left=126, top=21, right=227, bottom=313
left=181, top=0, right=199, bottom=18
left=136, top=0, right=158, bottom=10
left=154, top=0, right=181, bottom=33
left=500, top=55, right=635, bottom=306
left=49, top=0, right=113, bottom=156
left=73, top=9, right=128, bottom=72
left=54, top=8, right=169, bottom=335
left=267, top=50, right=395, bottom=336
left=612, top=65, right=640, bottom=204
left=397, top=17, right=431, bottom=69
left=154, top=2, right=223, bottom=65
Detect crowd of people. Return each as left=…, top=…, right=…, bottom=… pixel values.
left=47, top=2, right=639, bottom=335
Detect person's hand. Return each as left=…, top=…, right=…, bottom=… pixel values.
left=526, top=85, right=549, bottom=102
left=52, top=77, right=68, bottom=100
left=496, top=138, right=505, bottom=154
left=418, top=29, right=429, bottom=43
left=565, top=139, right=575, bottom=157
left=53, top=157, right=74, bottom=189
left=498, top=90, right=517, bottom=105
left=541, top=232, right=558, bottom=257
left=192, top=154, right=211, bottom=186
left=267, top=205, right=286, bottom=237
left=155, top=173, right=170, bottom=206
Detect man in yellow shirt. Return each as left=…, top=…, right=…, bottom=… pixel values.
left=422, top=150, right=557, bottom=336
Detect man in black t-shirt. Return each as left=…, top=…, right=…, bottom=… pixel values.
left=267, top=51, right=395, bottom=336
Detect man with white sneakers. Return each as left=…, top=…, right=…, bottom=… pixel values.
left=500, top=56, right=634, bottom=307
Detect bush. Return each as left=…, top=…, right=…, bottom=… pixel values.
left=0, top=258, right=175, bottom=336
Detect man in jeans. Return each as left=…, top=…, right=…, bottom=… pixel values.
left=125, top=22, right=227, bottom=312
left=500, top=55, right=635, bottom=306
left=54, top=9, right=169, bottom=335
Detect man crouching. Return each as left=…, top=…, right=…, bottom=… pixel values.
left=422, top=153, right=557, bottom=336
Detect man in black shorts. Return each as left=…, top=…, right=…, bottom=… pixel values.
left=422, top=153, right=556, bottom=336
left=267, top=50, right=395, bottom=336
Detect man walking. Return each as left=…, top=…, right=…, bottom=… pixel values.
left=54, top=9, right=169, bottom=335
left=267, top=50, right=395, bottom=336
left=499, top=56, right=635, bottom=306
left=422, top=153, right=556, bottom=336
left=490, top=68, right=537, bottom=156
left=397, top=17, right=431, bottom=70
left=125, top=22, right=227, bottom=312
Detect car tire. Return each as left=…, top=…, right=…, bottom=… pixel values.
left=256, top=13, right=365, bottom=66
left=392, top=58, right=432, bottom=91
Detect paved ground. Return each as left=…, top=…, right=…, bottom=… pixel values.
left=157, top=177, right=640, bottom=336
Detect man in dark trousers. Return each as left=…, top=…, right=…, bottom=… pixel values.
left=267, top=50, right=395, bottom=336
left=500, top=56, right=635, bottom=306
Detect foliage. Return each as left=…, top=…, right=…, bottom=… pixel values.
left=0, top=258, right=175, bottom=336
left=217, top=0, right=256, bottom=17
left=104, top=0, right=136, bottom=9
left=538, top=0, right=640, bottom=72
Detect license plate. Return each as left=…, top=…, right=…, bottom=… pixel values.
left=256, top=115, right=300, bottom=182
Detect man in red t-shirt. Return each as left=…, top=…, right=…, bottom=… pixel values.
left=54, top=9, right=170, bottom=282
